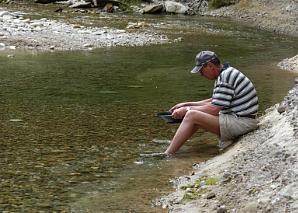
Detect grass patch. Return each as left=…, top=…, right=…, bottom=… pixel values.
left=208, top=0, right=239, bottom=9
left=180, top=175, right=218, bottom=203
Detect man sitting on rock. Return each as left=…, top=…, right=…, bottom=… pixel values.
left=165, top=50, right=259, bottom=155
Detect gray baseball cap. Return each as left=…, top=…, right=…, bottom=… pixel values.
left=190, top=50, right=218, bottom=74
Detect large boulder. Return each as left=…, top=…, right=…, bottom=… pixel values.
left=34, top=0, right=56, bottom=4
left=142, top=4, right=164, bottom=14
left=164, top=1, right=188, bottom=14
left=69, top=1, right=91, bottom=8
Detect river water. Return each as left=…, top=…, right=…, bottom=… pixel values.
left=0, top=14, right=298, bottom=212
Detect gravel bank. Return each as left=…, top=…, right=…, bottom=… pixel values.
left=0, top=9, right=169, bottom=51
left=203, top=0, right=298, bottom=38
left=278, top=55, right=298, bottom=73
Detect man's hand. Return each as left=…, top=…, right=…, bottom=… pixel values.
left=172, top=107, right=188, bottom=119
left=170, top=103, right=185, bottom=112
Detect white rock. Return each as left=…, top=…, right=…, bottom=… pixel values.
left=2, top=15, right=14, bottom=20
left=0, top=11, right=11, bottom=17
left=9, top=119, right=23, bottom=122
left=164, top=1, right=189, bottom=14
left=83, top=43, right=93, bottom=48
left=30, top=21, right=43, bottom=27
left=78, top=30, right=90, bottom=34
left=279, top=183, right=298, bottom=200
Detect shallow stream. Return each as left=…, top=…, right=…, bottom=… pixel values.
left=0, top=13, right=298, bottom=212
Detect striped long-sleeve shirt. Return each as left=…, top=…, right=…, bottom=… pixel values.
left=211, top=65, right=259, bottom=116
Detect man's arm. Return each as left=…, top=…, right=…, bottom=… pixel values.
left=172, top=101, right=221, bottom=119
left=190, top=102, right=221, bottom=116
left=170, top=98, right=212, bottom=112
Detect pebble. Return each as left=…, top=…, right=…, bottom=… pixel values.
left=217, top=206, right=227, bottom=213
left=277, top=104, right=287, bottom=113
left=242, top=202, right=258, bottom=212
left=206, top=192, right=216, bottom=199
left=9, top=118, right=23, bottom=122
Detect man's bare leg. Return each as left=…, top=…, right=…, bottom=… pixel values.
left=165, top=110, right=220, bottom=155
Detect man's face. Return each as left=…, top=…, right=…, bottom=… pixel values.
left=200, top=63, right=218, bottom=80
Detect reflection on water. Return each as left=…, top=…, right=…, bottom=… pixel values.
left=0, top=15, right=298, bottom=212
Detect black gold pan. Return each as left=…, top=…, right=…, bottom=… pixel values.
left=157, top=111, right=183, bottom=123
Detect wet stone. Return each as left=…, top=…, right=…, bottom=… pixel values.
left=217, top=205, right=227, bottom=213
left=206, top=192, right=216, bottom=199
left=277, top=105, right=287, bottom=114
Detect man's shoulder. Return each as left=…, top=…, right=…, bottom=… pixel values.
left=219, top=66, right=245, bottom=79
left=217, top=66, right=247, bottom=86
left=221, top=66, right=240, bottom=74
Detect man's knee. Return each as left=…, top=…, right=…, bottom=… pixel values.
left=184, top=110, right=202, bottom=122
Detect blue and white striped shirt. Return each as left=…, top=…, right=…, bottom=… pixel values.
left=211, top=65, right=259, bottom=116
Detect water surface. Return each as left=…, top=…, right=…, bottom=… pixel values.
left=0, top=15, right=298, bottom=212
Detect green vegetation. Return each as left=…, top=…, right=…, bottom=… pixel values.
left=121, top=0, right=142, bottom=8
left=180, top=175, right=218, bottom=203
left=208, top=0, right=239, bottom=9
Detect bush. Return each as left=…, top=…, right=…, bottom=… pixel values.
left=209, top=0, right=239, bottom=9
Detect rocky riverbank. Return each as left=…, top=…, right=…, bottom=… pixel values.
left=203, top=0, right=298, bottom=38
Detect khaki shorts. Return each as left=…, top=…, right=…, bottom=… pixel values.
left=219, top=113, right=258, bottom=141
